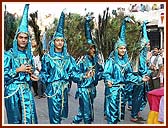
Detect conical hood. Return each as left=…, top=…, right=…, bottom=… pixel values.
left=85, top=15, right=94, bottom=45
left=13, top=4, right=31, bottom=58
left=53, top=11, right=65, bottom=40
left=42, top=31, right=47, bottom=50
left=114, top=16, right=135, bottom=49
left=49, top=10, right=68, bottom=57
left=112, top=16, right=134, bottom=63
left=140, top=20, right=150, bottom=47
left=138, top=20, right=151, bottom=76
left=18, top=4, right=29, bottom=34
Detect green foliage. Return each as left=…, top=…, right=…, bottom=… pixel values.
left=29, top=11, right=42, bottom=59
left=65, top=13, right=86, bottom=59
left=47, top=13, right=93, bottom=59
left=4, top=11, right=19, bottom=50
left=47, top=18, right=58, bottom=38
left=94, top=9, right=141, bottom=62
left=126, top=22, right=141, bottom=61
left=65, top=13, right=97, bottom=59
left=4, top=9, right=142, bottom=64
left=46, top=11, right=141, bottom=62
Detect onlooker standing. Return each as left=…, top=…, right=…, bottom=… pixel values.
left=33, top=50, right=46, bottom=99
left=31, top=39, right=39, bottom=96
left=149, top=47, right=163, bottom=90
left=159, top=48, right=164, bottom=87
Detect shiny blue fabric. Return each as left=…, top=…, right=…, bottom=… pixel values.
left=114, top=17, right=134, bottom=50
left=73, top=54, right=103, bottom=124
left=39, top=52, right=84, bottom=124
left=42, top=31, right=47, bottom=50
left=131, top=81, right=149, bottom=119
left=85, top=16, right=94, bottom=45
left=131, top=21, right=151, bottom=119
left=13, top=4, right=32, bottom=59
left=103, top=51, right=143, bottom=124
left=4, top=49, right=38, bottom=124
left=49, top=11, right=67, bottom=57
left=131, top=48, right=151, bottom=118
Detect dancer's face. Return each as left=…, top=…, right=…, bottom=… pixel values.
left=54, top=37, right=64, bottom=52
left=118, top=46, right=126, bottom=57
left=17, top=33, right=28, bottom=51
left=88, top=45, right=96, bottom=57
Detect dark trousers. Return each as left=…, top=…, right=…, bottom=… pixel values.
left=37, top=80, right=46, bottom=96
left=150, top=70, right=160, bottom=90
left=32, top=81, right=38, bottom=96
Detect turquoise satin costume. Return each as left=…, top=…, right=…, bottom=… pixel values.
left=4, top=49, right=38, bottom=124
left=39, top=11, right=85, bottom=124
left=104, top=51, right=143, bottom=124
left=72, top=54, right=103, bottom=124
left=72, top=15, right=104, bottom=124
left=131, top=21, right=151, bottom=119
left=40, top=52, right=83, bottom=124
left=103, top=17, right=144, bottom=124
left=4, top=4, right=38, bottom=124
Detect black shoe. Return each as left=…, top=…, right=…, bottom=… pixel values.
left=137, top=116, right=146, bottom=121
left=71, top=121, right=79, bottom=124
left=42, top=95, right=46, bottom=98
left=34, top=93, right=38, bottom=97
left=130, top=118, right=144, bottom=124
left=127, top=106, right=132, bottom=111
left=37, top=96, right=41, bottom=99
left=104, top=115, right=107, bottom=120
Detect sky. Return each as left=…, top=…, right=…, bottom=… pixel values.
left=2, top=2, right=135, bottom=21
left=3, top=2, right=165, bottom=32
left=3, top=2, right=132, bottom=17
left=3, top=2, right=164, bottom=22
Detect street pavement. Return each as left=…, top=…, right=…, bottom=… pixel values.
left=3, top=80, right=150, bottom=125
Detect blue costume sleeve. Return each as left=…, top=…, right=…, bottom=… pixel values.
left=68, top=56, right=85, bottom=83
left=138, top=48, right=151, bottom=77
left=95, top=56, right=104, bottom=81
left=4, top=50, right=34, bottom=85
left=125, top=63, right=143, bottom=84
left=39, top=54, right=50, bottom=84
left=103, top=58, right=117, bottom=85
left=4, top=51, right=17, bottom=85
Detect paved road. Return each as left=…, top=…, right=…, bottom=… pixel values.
left=3, top=80, right=150, bottom=125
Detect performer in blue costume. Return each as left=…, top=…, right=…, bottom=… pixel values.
left=72, top=15, right=104, bottom=124
left=39, top=10, right=93, bottom=124
left=130, top=20, right=151, bottom=123
left=103, top=17, right=150, bottom=124
left=4, top=4, right=38, bottom=124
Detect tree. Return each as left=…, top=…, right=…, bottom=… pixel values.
left=47, top=13, right=90, bottom=59
left=94, top=7, right=114, bottom=60
left=65, top=13, right=91, bottom=59
left=94, top=8, right=141, bottom=63
left=28, top=11, right=42, bottom=59
left=4, top=6, right=19, bottom=51
left=43, top=10, right=141, bottom=64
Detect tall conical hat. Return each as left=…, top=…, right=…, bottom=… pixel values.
left=111, top=16, right=134, bottom=62
left=114, top=16, right=135, bottom=49
left=140, top=20, right=150, bottom=48
left=53, top=11, right=65, bottom=39
left=85, top=15, right=94, bottom=45
left=42, top=31, right=47, bottom=51
left=49, top=10, right=68, bottom=57
left=17, top=4, right=29, bottom=34
left=13, top=4, right=31, bottom=58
